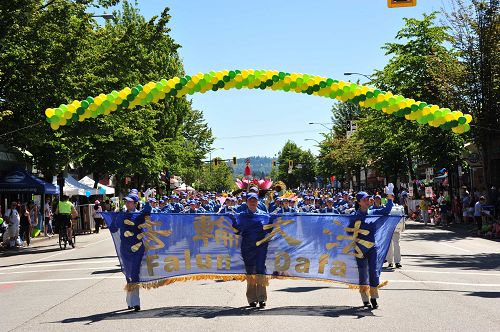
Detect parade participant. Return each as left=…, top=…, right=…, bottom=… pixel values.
left=55, top=195, right=77, bottom=248
left=232, top=192, right=271, bottom=308
left=183, top=200, right=200, bottom=213
left=275, top=198, right=297, bottom=213
left=314, top=197, right=322, bottom=211
left=268, top=192, right=279, bottom=213
left=320, top=198, right=339, bottom=213
left=351, top=184, right=395, bottom=309
left=386, top=214, right=405, bottom=269
left=370, top=195, right=382, bottom=210
left=109, top=191, right=151, bottom=312
left=236, top=193, right=248, bottom=213
left=218, top=197, right=236, bottom=214
left=171, top=195, right=184, bottom=213
left=201, top=197, right=213, bottom=213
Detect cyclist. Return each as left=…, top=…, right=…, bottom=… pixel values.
left=55, top=195, right=77, bottom=248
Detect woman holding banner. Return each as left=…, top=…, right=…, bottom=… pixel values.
left=233, top=192, right=271, bottom=308
left=353, top=184, right=395, bottom=309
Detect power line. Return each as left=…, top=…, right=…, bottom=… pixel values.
left=217, top=129, right=321, bottom=140
left=470, top=124, right=500, bottom=133
left=0, top=121, right=43, bottom=138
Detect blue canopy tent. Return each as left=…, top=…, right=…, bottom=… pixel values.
left=0, top=168, right=59, bottom=194
left=0, top=168, right=59, bottom=234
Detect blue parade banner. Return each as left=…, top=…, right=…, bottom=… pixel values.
left=102, top=212, right=402, bottom=289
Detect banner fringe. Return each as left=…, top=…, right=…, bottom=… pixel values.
left=124, top=274, right=390, bottom=291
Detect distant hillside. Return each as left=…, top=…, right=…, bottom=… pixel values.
left=232, top=156, right=274, bottom=177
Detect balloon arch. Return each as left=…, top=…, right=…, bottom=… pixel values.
left=44, top=69, right=472, bottom=134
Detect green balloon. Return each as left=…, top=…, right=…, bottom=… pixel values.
left=86, top=96, right=94, bottom=104
left=81, top=100, right=89, bottom=109
left=458, top=116, right=466, bottom=124
left=131, top=88, right=140, bottom=96
left=411, top=104, right=419, bottom=111
left=77, top=107, right=84, bottom=115
left=55, top=108, right=63, bottom=116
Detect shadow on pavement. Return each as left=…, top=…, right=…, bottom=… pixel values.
left=91, top=268, right=122, bottom=275
left=57, top=305, right=374, bottom=324
left=401, top=253, right=500, bottom=270
left=0, top=246, right=62, bottom=258
left=275, top=286, right=331, bottom=293
left=465, top=291, right=500, bottom=299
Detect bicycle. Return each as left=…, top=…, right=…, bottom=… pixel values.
left=58, top=224, right=76, bottom=250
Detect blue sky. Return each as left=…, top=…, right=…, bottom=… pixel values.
left=104, top=0, right=444, bottom=159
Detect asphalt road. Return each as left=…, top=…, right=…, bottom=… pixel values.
left=1, top=222, right=499, bottom=332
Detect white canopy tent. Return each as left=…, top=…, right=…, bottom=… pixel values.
left=53, top=175, right=99, bottom=196
left=79, top=176, right=115, bottom=195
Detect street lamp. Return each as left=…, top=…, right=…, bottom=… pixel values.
left=343, top=72, right=373, bottom=81
left=308, top=122, right=333, bottom=133
left=91, top=13, right=115, bottom=20
left=304, top=138, right=321, bottom=145
left=209, top=147, right=224, bottom=172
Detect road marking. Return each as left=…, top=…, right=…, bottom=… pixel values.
left=1, top=277, right=500, bottom=288
left=0, top=276, right=124, bottom=284
left=0, top=266, right=119, bottom=275
left=439, top=242, right=471, bottom=252
left=388, top=280, right=500, bottom=287
left=0, top=259, right=119, bottom=271
left=397, top=269, right=500, bottom=277
left=82, top=238, right=110, bottom=248
left=31, top=250, right=67, bottom=263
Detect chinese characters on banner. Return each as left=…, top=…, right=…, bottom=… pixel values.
left=103, top=212, right=402, bottom=288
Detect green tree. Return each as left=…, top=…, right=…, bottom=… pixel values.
left=444, top=0, right=499, bottom=187
left=0, top=1, right=213, bottom=194
left=318, top=136, right=368, bottom=188
left=365, top=13, right=465, bottom=181
left=275, top=141, right=316, bottom=188
left=196, top=162, right=234, bottom=192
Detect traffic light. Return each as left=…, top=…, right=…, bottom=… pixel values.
left=213, top=158, right=219, bottom=166
left=232, top=156, right=237, bottom=165
left=388, top=0, right=416, bottom=8
left=272, top=160, right=276, bottom=167
left=288, top=160, right=293, bottom=168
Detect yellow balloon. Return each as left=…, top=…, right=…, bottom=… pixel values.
left=50, top=122, right=60, bottom=130
left=465, top=114, right=473, bottom=123
left=45, top=108, right=55, bottom=118
left=68, top=105, right=76, bottom=113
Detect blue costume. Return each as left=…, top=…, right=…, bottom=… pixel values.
left=350, top=199, right=393, bottom=296
left=233, top=208, right=270, bottom=275
left=320, top=207, right=339, bottom=213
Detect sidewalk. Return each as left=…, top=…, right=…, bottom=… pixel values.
left=406, top=218, right=500, bottom=242
left=0, top=229, right=103, bottom=255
